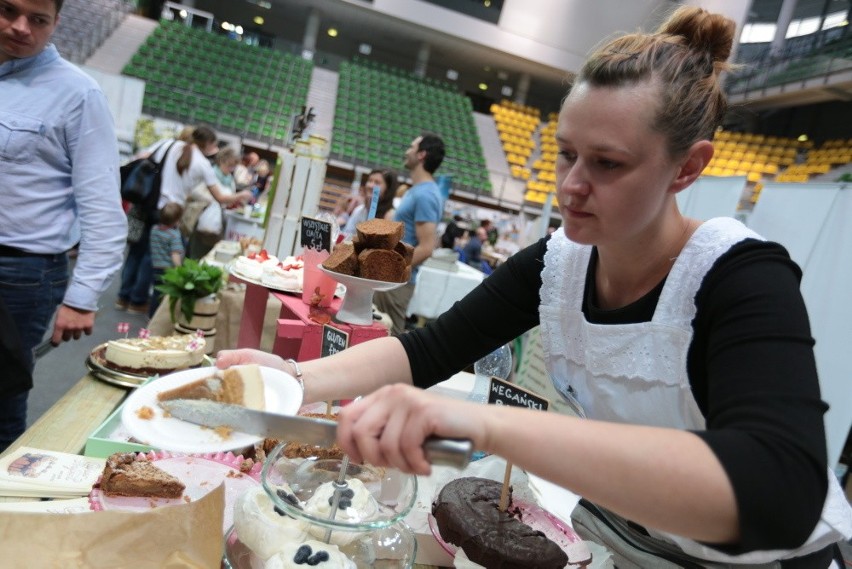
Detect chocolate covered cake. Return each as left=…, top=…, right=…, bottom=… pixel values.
left=432, top=477, right=568, bottom=569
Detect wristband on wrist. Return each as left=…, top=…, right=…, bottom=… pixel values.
left=285, top=358, right=304, bottom=391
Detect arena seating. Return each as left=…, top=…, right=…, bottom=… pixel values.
left=52, top=0, right=134, bottom=64
left=123, top=20, right=312, bottom=145
left=331, top=60, right=490, bottom=193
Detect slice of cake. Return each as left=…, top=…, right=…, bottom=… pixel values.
left=358, top=248, right=407, bottom=282
left=322, top=242, right=358, bottom=276
left=157, top=364, right=266, bottom=410
left=100, top=453, right=185, bottom=499
left=355, top=219, right=404, bottom=249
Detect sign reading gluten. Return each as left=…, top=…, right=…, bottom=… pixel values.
left=300, top=216, right=332, bottom=252
left=487, top=377, right=549, bottom=411
left=321, top=324, right=349, bottom=358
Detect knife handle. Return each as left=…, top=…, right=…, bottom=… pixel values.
left=423, top=437, right=473, bottom=469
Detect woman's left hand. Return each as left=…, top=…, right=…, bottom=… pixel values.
left=336, top=384, right=490, bottom=475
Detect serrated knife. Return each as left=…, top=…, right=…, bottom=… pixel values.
left=159, top=399, right=473, bottom=469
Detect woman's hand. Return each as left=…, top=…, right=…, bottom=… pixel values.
left=235, top=190, right=253, bottom=204
left=336, top=384, right=490, bottom=476
left=216, top=348, right=286, bottom=371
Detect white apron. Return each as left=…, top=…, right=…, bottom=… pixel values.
left=539, top=217, right=852, bottom=565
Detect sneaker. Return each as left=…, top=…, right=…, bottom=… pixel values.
left=115, top=298, right=129, bottom=310
left=127, top=303, right=149, bottom=315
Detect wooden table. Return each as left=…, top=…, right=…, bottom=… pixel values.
left=0, top=374, right=443, bottom=567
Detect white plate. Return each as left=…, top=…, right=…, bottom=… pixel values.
left=121, top=366, right=303, bottom=454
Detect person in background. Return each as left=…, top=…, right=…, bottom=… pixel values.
left=116, top=126, right=251, bottom=315
left=0, top=0, right=127, bottom=451
left=374, top=133, right=445, bottom=335
left=234, top=151, right=259, bottom=191
left=342, top=168, right=398, bottom=237
left=251, top=159, right=272, bottom=203
left=219, top=6, right=851, bottom=566
left=479, top=218, right=498, bottom=246
left=440, top=214, right=467, bottom=250
left=148, top=203, right=184, bottom=317
left=187, top=146, right=239, bottom=259
left=462, top=226, right=487, bottom=268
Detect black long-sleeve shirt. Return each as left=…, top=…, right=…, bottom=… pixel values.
left=399, top=236, right=829, bottom=554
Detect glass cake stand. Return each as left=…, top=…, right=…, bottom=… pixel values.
left=319, top=266, right=405, bottom=325
left=222, top=442, right=419, bottom=568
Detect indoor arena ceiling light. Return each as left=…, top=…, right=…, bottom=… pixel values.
left=327, top=27, right=339, bottom=37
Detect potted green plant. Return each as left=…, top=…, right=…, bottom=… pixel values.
left=155, top=259, right=224, bottom=328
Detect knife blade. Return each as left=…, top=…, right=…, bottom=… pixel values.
left=159, top=399, right=473, bottom=469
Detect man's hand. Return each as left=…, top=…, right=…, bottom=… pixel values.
left=51, top=305, right=95, bottom=345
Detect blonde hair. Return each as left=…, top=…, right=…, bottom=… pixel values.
left=577, top=6, right=736, bottom=156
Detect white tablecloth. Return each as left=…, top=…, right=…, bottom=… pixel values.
left=407, top=261, right=485, bottom=319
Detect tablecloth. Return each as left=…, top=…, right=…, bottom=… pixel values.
left=407, top=261, right=485, bottom=319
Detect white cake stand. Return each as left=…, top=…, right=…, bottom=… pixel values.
left=319, top=266, right=405, bottom=325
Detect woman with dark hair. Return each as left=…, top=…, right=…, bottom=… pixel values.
left=117, top=126, right=251, bottom=314
left=341, top=168, right=399, bottom=236
left=221, top=6, right=850, bottom=566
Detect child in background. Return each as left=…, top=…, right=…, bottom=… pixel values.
left=149, top=202, right=185, bottom=318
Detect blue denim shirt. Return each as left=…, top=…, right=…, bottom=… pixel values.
left=0, top=44, right=127, bottom=311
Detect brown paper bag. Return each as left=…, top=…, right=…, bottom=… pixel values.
left=0, top=483, right=225, bottom=568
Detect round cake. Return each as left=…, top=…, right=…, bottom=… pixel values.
left=432, top=477, right=568, bottom=569
left=103, top=334, right=206, bottom=373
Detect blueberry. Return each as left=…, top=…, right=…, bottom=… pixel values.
left=293, top=544, right=312, bottom=564
left=277, top=489, right=303, bottom=510
left=341, top=488, right=354, bottom=498
left=307, top=550, right=330, bottom=565
left=339, top=499, right=352, bottom=509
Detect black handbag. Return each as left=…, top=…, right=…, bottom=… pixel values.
left=119, top=141, right=176, bottom=215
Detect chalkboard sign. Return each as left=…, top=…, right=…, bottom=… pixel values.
left=487, top=377, right=549, bottom=411
left=321, top=324, right=349, bottom=357
left=300, top=216, right=332, bottom=252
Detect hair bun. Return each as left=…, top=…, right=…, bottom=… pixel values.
left=658, top=6, right=735, bottom=64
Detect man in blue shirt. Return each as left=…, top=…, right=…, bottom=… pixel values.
left=0, top=0, right=127, bottom=450
left=374, top=133, right=445, bottom=335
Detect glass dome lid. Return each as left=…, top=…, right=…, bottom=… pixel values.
left=261, top=442, right=418, bottom=531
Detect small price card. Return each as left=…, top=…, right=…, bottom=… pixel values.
left=487, top=377, right=549, bottom=411
left=300, top=216, right=332, bottom=252
left=321, top=324, right=349, bottom=358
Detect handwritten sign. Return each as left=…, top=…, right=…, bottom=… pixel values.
left=321, top=324, right=349, bottom=358
left=300, top=216, right=332, bottom=252
left=487, top=377, right=549, bottom=411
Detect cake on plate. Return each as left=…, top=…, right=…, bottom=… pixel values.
left=157, top=364, right=266, bottom=410
left=99, top=452, right=185, bottom=499
left=432, top=477, right=573, bottom=569
left=322, top=219, right=412, bottom=283
left=103, top=334, right=206, bottom=374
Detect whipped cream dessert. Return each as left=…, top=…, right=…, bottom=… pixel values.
left=264, top=540, right=356, bottom=569
left=234, top=486, right=308, bottom=560
left=261, top=255, right=305, bottom=291
left=304, top=478, right=380, bottom=546
left=103, top=334, right=205, bottom=372
left=233, top=250, right=279, bottom=280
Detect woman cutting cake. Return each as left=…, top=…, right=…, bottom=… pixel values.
left=218, top=6, right=851, bottom=567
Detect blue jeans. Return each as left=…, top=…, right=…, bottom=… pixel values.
left=118, top=226, right=153, bottom=306
left=0, top=253, right=68, bottom=450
